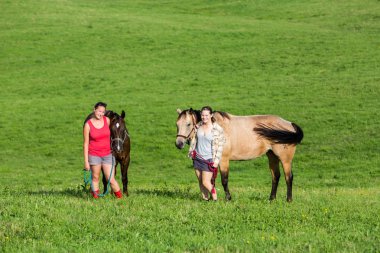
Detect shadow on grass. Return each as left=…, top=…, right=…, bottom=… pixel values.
left=133, top=186, right=199, bottom=200
left=27, top=186, right=94, bottom=199
left=26, top=186, right=200, bottom=200
left=249, top=193, right=270, bottom=202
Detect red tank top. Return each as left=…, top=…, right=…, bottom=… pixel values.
left=87, top=116, right=112, bottom=156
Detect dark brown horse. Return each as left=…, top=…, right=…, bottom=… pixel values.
left=175, top=108, right=303, bottom=202
left=84, top=110, right=131, bottom=196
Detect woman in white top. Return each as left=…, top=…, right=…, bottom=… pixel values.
left=189, top=106, right=226, bottom=201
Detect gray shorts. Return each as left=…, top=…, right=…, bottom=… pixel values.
left=88, top=154, right=115, bottom=166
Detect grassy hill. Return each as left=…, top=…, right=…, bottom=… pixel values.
left=0, top=0, right=379, bottom=252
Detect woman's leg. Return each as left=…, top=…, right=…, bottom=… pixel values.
left=91, top=164, right=102, bottom=192
left=202, top=171, right=217, bottom=200
left=102, top=163, right=121, bottom=193
left=195, top=169, right=209, bottom=200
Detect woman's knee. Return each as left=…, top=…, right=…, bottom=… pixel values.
left=91, top=173, right=100, bottom=182
left=91, top=165, right=102, bottom=181
left=110, top=178, right=118, bottom=185
left=201, top=174, right=212, bottom=186
left=202, top=179, right=212, bottom=189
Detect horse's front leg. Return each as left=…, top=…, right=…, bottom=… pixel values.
left=219, top=157, right=231, bottom=201
left=102, top=161, right=118, bottom=194
left=121, top=155, right=131, bottom=196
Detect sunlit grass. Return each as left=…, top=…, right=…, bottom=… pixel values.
left=0, top=0, right=379, bottom=252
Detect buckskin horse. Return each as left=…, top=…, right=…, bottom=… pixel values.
left=84, top=110, right=131, bottom=196
left=175, top=108, right=303, bottom=202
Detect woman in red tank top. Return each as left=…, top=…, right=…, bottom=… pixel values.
left=83, top=102, right=122, bottom=199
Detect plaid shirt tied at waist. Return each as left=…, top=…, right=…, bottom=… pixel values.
left=189, top=122, right=226, bottom=165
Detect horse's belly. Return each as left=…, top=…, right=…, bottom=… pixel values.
left=229, top=142, right=268, bottom=160
left=230, top=153, right=261, bottom=160
left=224, top=118, right=271, bottom=161
left=230, top=152, right=263, bottom=160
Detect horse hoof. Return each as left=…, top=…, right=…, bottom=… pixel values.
left=269, top=195, right=276, bottom=201
left=225, top=194, right=232, bottom=201
left=286, top=198, right=293, bottom=202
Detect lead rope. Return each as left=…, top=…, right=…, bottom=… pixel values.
left=83, top=156, right=114, bottom=197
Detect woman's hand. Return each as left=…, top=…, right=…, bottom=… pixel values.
left=84, top=161, right=90, bottom=171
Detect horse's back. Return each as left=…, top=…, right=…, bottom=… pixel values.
left=220, top=114, right=294, bottom=132
left=215, top=113, right=295, bottom=160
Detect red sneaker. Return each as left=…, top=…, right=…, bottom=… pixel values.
left=211, top=188, right=217, bottom=201
left=91, top=190, right=99, bottom=199
left=114, top=190, right=123, bottom=199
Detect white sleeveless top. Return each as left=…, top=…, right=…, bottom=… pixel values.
left=195, top=127, right=213, bottom=160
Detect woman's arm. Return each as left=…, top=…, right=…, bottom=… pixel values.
left=188, top=136, right=197, bottom=158
left=83, top=123, right=90, bottom=170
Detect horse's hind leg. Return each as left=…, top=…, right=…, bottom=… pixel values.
left=266, top=150, right=280, bottom=201
left=121, top=155, right=130, bottom=196
left=274, top=145, right=296, bottom=202
left=282, top=160, right=293, bottom=202
left=220, top=158, right=231, bottom=201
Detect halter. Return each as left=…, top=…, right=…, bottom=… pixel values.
left=111, top=129, right=129, bottom=152
left=176, top=112, right=197, bottom=140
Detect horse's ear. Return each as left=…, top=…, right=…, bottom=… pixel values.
left=176, top=108, right=182, bottom=114
left=189, top=107, right=193, bottom=112
left=121, top=110, right=125, bottom=119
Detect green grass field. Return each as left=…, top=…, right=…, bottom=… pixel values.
left=1, top=0, right=379, bottom=252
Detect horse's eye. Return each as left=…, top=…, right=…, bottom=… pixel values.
left=187, top=123, right=191, bottom=127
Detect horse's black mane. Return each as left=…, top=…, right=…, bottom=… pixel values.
left=179, top=108, right=230, bottom=123
left=216, top=111, right=230, bottom=119
left=105, top=110, right=120, bottom=119
left=83, top=110, right=119, bottom=127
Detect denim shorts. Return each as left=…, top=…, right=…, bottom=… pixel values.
left=193, top=158, right=213, bottom=172
left=88, top=154, right=115, bottom=166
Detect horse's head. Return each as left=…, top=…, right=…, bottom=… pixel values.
left=175, top=108, right=199, bottom=149
left=108, top=110, right=129, bottom=153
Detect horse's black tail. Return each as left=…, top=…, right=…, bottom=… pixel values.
left=254, top=123, right=303, bottom=144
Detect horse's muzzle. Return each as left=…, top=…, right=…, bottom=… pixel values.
left=175, top=139, right=185, bottom=149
